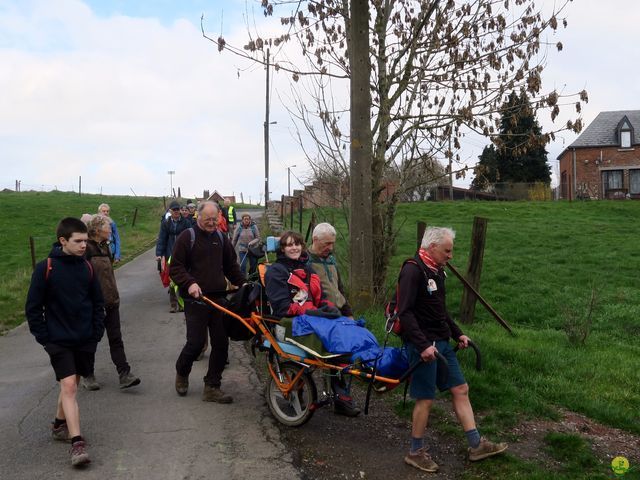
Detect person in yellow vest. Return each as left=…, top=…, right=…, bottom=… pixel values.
left=223, top=199, right=236, bottom=236
left=307, top=222, right=360, bottom=417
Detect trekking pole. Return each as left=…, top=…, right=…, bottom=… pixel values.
left=397, top=351, right=448, bottom=384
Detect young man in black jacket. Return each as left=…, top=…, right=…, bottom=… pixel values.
left=25, top=217, right=105, bottom=467
left=397, top=226, right=507, bottom=473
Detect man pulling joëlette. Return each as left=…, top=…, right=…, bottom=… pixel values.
left=169, top=201, right=246, bottom=404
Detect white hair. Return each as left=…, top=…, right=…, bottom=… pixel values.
left=98, top=203, right=110, bottom=212
left=313, top=222, right=336, bottom=239
left=421, top=227, right=455, bottom=249
left=197, top=201, right=219, bottom=214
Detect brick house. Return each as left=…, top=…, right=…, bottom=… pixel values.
left=558, top=110, right=640, bottom=200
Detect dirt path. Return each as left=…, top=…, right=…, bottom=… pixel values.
left=253, top=359, right=640, bottom=479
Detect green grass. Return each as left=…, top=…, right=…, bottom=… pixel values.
left=5, top=194, right=639, bottom=477
left=300, top=201, right=640, bottom=438
left=0, top=190, right=167, bottom=331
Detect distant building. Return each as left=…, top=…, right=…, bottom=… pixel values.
left=204, top=190, right=235, bottom=204
left=558, top=110, right=640, bottom=200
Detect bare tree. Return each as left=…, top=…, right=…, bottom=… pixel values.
left=203, top=0, right=586, bottom=301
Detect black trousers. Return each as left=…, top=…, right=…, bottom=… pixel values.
left=89, top=305, right=130, bottom=376
left=175, top=300, right=229, bottom=387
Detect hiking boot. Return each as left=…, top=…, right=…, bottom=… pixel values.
left=334, top=395, right=361, bottom=417
left=70, top=440, right=91, bottom=467
left=468, top=437, right=508, bottom=462
left=119, top=371, right=141, bottom=389
left=175, top=374, right=189, bottom=396
left=51, top=422, right=69, bottom=442
left=202, top=385, right=233, bottom=404
left=404, top=447, right=439, bottom=473
left=81, top=375, right=100, bottom=391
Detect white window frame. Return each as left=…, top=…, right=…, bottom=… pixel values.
left=621, top=130, right=632, bottom=148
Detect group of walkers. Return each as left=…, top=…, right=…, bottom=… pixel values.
left=156, top=198, right=260, bottom=313
left=25, top=197, right=507, bottom=472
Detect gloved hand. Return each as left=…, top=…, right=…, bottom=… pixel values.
left=305, top=305, right=341, bottom=319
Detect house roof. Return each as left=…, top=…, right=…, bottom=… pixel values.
left=569, top=110, right=640, bottom=148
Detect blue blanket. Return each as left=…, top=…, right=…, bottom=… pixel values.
left=292, top=315, right=408, bottom=378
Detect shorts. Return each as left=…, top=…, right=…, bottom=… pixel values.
left=44, top=343, right=95, bottom=381
left=407, top=340, right=466, bottom=400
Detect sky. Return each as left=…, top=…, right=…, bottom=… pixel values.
left=1, top=0, right=639, bottom=200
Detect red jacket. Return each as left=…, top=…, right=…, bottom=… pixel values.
left=264, top=252, right=333, bottom=317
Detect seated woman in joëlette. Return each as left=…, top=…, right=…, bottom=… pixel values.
left=264, top=230, right=336, bottom=317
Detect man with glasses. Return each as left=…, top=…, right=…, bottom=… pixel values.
left=156, top=200, right=190, bottom=312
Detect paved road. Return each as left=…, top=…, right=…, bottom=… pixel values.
left=0, top=247, right=300, bottom=480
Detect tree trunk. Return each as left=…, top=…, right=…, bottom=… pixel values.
left=348, top=0, right=373, bottom=310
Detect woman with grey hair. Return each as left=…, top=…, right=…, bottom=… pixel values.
left=81, top=215, right=140, bottom=391
left=98, top=203, right=121, bottom=263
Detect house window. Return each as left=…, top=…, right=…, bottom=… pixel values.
left=621, top=130, right=631, bottom=148
left=602, top=170, right=623, bottom=198
left=630, top=170, right=640, bottom=195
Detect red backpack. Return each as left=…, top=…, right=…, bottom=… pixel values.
left=45, top=257, right=94, bottom=281
left=217, top=213, right=228, bottom=233
left=385, top=256, right=430, bottom=335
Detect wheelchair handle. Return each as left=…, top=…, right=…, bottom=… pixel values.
left=453, top=339, right=482, bottom=371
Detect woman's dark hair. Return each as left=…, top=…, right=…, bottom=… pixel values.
left=278, top=230, right=305, bottom=253
left=56, top=217, right=88, bottom=240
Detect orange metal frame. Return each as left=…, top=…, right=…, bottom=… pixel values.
left=200, top=295, right=401, bottom=393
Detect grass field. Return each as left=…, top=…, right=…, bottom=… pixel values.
left=299, top=200, right=640, bottom=477
left=0, top=190, right=167, bottom=330
left=4, top=193, right=639, bottom=477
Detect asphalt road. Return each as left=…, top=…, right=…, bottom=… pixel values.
left=0, top=246, right=300, bottom=480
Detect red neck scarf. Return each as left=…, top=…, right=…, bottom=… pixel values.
left=418, top=248, right=440, bottom=273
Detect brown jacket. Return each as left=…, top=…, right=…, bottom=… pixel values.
left=86, top=240, right=120, bottom=308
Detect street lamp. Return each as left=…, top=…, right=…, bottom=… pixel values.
left=167, top=170, right=175, bottom=197
left=287, top=165, right=297, bottom=197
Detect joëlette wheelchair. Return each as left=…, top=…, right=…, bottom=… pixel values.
left=200, top=279, right=481, bottom=427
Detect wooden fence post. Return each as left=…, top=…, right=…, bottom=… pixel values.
left=290, top=197, right=294, bottom=231
left=280, top=194, right=285, bottom=227
left=30, top=236, right=36, bottom=271
left=298, top=195, right=303, bottom=233
left=131, top=207, right=138, bottom=227
left=459, top=216, right=488, bottom=324
left=305, top=211, right=317, bottom=244
left=416, top=221, right=427, bottom=251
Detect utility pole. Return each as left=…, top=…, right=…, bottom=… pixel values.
left=264, top=48, right=271, bottom=211
left=287, top=165, right=296, bottom=197
left=168, top=170, right=175, bottom=197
